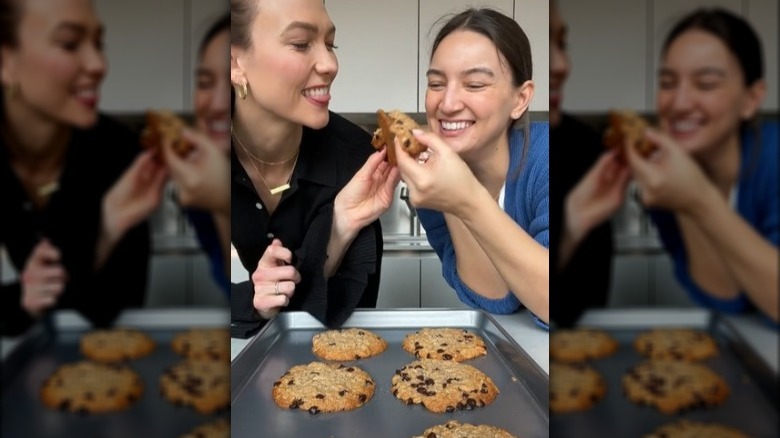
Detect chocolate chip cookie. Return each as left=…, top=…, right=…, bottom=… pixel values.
left=550, top=328, right=618, bottom=363
left=160, top=359, right=230, bottom=414
left=413, top=420, right=518, bottom=438
left=643, top=420, right=749, bottom=438
left=550, top=362, right=606, bottom=413
left=634, top=328, right=718, bottom=361
left=272, top=361, right=375, bottom=414
left=402, top=328, right=487, bottom=361
left=171, top=328, right=230, bottom=361
left=80, top=328, right=156, bottom=362
left=180, top=418, right=230, bottom=438
left=312, top=328, right=388, bottom=361
left=391, top=359, right=499, bottom=413
left=622, top=360, right=730, bottom=414
left=40, top=361, right=143, bottom=414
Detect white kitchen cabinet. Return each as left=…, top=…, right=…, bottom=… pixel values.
left=557, top=0, right=649, bottom=112
left=326, top=0, right=419, bottom=112
left=608, top=254, right=652, bottom=307
left=513, top=0, right=549, bottom=113
left=651, top=254, right=695, bottom=307
left=146, top=254, right=188, bottom=306
left=376, top=257, right=421, bottom=308
left=420, top=256, right=468, bottom=309
left=558, top=0, right=778, bottom=112
left=94, top=0, right=228, bottom=113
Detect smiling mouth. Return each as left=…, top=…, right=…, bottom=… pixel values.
left=440, top=120, right=474, bottom=133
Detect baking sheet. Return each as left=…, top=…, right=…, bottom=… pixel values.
left=231, top=309, right=549, bottom=438
left=1, top=309, right=230, bottom=438
left=550, top=311, right=779, bottom=438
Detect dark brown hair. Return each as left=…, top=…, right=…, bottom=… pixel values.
left=430, top=7, right=534, bottom=179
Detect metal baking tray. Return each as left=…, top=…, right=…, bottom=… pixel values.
left=1, top=308, right=230, bottom=438
left=550, top=310, right=779, bottom=438
left=231, top=309, right=549, bottom=438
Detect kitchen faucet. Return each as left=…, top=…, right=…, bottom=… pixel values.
left=399, top=185, right=422, bottom=237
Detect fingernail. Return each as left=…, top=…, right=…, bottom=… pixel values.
left=411, top=129, right=423, bottom=136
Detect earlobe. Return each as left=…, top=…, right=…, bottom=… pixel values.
left=742, top=79, right=766, bottom=120
left=511, top=80, right=535, bottom=120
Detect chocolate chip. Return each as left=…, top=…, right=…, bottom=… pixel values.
left=445, top=406, right=454, bottom=412
left=315, top=394, right=325, bottom=399
left=288, top=379, right=295, bottom=385
left=273, top=381, right=281, bottom=387
left=289, top=399, right=302, bottom=409
left=309, top=406, right=320, bottom=415
left=359, top=394, right=367, bottom=403
left=338, top=390, right=347, bottom=396
left=59, top=400, right=71, bottom=411
left=346, top=367, right=354, bottom=372
left=427, top=433, right=437, bottom=438
left=443, top=354, right=453, bottom=360
left=436, top=349, right=444, bottom=353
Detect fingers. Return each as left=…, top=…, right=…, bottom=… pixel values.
left=356, top=149, right=388, bottom=179
left=257, top=239, right=295, bottom=269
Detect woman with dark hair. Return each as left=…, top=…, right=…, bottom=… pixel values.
left=162, top=13, right=231, bottom=297
left=394, top=8, right=549, bottom=326
left=0, top=0, right=167, bottom=335
left=626, top=8, right=778, bottom=323
left=229, top=0, right=400, bottom=337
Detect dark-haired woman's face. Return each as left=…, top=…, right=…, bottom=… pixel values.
left=1, top=0, right=106, bottom=128
left=195, top=29, right=230, bottom=153
left=657, top=29, right=758, bottom=156
left=425, top=30, right=525, bottom=160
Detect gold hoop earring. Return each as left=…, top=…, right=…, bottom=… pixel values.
left=236, top=81, right=248, bottom=100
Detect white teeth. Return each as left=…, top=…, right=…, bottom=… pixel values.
left=210, top=120, right=229, bottom=133
left=672, top=120, right=699, bottom=133
left=441, top=121, right=471, bottom=131
left=74, top=88, right=96, bottom=98
left=302, top=87, right=328, bottom=97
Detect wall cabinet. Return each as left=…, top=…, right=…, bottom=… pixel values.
left=147, top=252, right=226, bottom=307
left=559, top=0, right=778, bottom=112
left=94, top=0, right=228, bottom=112
left=376, top=254, right=468, bottom=309
left=609, top=253, right=692, bottom=308
left=327, top=0, right=548, bottom=113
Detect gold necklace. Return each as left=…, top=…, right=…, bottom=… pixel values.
left=233, top=131, right=299, bottom=195
left=231, top=125, right=298, bottom=165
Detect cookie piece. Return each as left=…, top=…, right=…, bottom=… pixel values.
left=550, top=362, right=606, bottom=413
left=634, top=328, right=718, bottom=361
left=160, top=360, right=230, bottom=414
left=550, top=328, right=618, bottom=363
left=413, top=420, right=518, bottom=438
left=180, top=418, right=230, bottom=438
left=312, top=328, right=389, bottom=361
left=622, top=360, right=729, bottom=414
left=371, top=109, right=426, bottom=165
left=391, top=359, right=499, bottom=413
left=603, top=109, right=657, bottom=159
left=402, top=328, right=487, bottom=362
left=644, top=420, right=749, bottom=438
left=80, top=327, right=156, bottom=363
left=171, top=328, right=230, bottom=361
left=140, top=110, right=194, bottom=158
left=40, top=361, right=143, bottom=414
left=272, top=362, right=375, bottom=414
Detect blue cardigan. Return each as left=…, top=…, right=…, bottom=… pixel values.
left=650, top=120, right=778, bottom=327
left=418, top=122, right=549, bottom=328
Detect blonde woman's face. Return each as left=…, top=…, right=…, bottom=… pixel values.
left=236, top=0, right=338, bottom=129
left=2, top=0, right=106, bottom=128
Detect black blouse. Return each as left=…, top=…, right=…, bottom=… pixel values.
left=230, top=112, right=382, bottom=338
left=1, top=114, right=151, bottom=336
left=549, top=113, right=614, bottom=327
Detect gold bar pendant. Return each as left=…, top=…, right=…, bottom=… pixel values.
left=269, top=184, right=290, bottom=195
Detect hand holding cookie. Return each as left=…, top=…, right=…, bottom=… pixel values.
left=162, top=128, right=230, bottom=215
left=252, top=239, right=301, bottom=319
left=394, top=129, right=482, bottom=216
left=625, top=127, right=715, bottom=215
